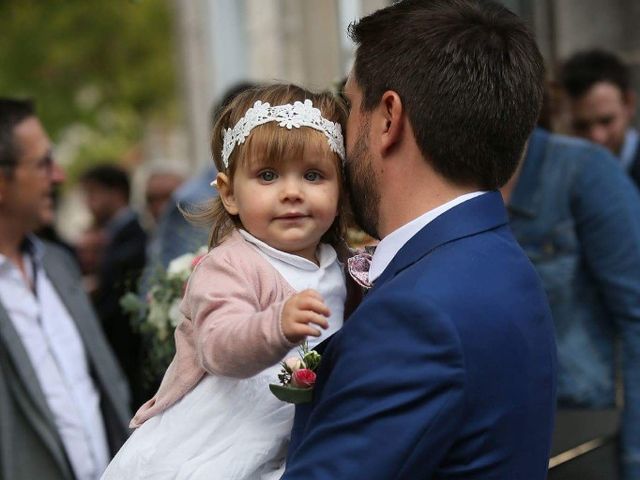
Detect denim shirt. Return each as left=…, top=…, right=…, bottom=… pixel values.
left=509, top=128, right=640, bottom=478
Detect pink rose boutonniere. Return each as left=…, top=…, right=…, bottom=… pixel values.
left=292, top=369, right=316, bottom=388
left=270, top=342, right=321, bottom=404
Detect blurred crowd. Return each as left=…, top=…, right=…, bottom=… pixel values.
left=2, top=45, right=640, bottom=479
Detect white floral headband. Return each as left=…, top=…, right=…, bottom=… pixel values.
left=220, top=99, right=345, bottom=170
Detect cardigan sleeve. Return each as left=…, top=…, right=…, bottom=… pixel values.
left=182, top=251, right=298, bottom=379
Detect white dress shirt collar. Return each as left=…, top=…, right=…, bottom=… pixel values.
left=369, top=191, right=486, bottom=283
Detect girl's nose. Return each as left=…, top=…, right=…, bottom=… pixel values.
left=280, top=177, right=303, bottom=201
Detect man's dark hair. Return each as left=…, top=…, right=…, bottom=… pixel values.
left=81, top=164, right=131, bottom=201
left=348, top=0, right=544, bottom=189
left=559, top=49, right=631, bottom=99
left=0, top=98, right=35, bottom=173
left=210, top=82, right=260, bottom=128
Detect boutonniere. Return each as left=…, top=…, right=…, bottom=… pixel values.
left=347, top=249, right=374, bottom=290
left=269, top=342, right=321, bottom=404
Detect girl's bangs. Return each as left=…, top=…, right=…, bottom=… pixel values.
left=240, top=123, right=334, bottom=170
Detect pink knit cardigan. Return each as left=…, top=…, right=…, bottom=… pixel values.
left=131, top=230, right=363, bottom=427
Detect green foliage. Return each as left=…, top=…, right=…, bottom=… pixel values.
left=0, top=0, right=179, bottom=180
left=120, top=248, right=206, bottom=389
left=302, top=349, right=321, bottom=371
left=120, top=269, right=183, bottom=388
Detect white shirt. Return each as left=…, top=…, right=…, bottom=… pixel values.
left=369, top=192, right=487, bottom=283
left=238, top=229, right=346, bottom=346
left=0, top=238, right=110, bottom=480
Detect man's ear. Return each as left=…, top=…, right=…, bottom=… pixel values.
left=377, top=90, right=404, bottom=156
left=215, top=172, right=239, bottom=215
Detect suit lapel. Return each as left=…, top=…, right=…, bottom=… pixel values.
left=42, top=250, right=96, bottom=350
left=311, top=194, right=510, bottom=365
left=372, top=191, right=509, bottom=290
left=42, top=247, right=131, bottom=434
left=0, top=281, right=72, bottom=477
left=0, top=304, right=55, bottom=425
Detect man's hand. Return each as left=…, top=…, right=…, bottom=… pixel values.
left=281, top=289, right=330, bottom=344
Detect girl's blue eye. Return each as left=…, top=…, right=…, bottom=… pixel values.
left=304, top=171, right=321, bottom=181
left=259, top=170, right=277, bottom=181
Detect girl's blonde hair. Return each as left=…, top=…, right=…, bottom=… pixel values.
left=186, top=83, right=348, bottom=250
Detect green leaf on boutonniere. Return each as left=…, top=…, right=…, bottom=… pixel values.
left=269, top=384, right=313, bottom=404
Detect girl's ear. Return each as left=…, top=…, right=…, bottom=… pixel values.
left=216, top=172, right=239, bottom=215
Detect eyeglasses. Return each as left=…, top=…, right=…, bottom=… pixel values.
left=13, top=150, right=55, bottom=177
left=0, top=150, right=56, bottom=176
left=33, top=151, right=54, bottom=176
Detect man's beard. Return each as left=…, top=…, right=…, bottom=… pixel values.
left=346, top=129, right=380, bottom=239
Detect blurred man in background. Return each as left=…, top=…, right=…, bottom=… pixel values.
left=0, top=98, right=130, bottom=479
left=504, top=126, right=640, bottom=480
left=143, top=169, right=184, bottom=225
left=80, top=164, right=147, bottom=407
left=560, top=49, right=640, bottom=188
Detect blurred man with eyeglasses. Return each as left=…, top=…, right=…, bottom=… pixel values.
left=0, top=98, right=130, bottom=479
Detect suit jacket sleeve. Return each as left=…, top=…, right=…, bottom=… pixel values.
left=283, top=290, right=466, bottom=479
left=182, top=251, right=297, bottom=379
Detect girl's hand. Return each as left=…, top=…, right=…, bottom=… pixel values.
left=281, top=289, right=330, bottom=344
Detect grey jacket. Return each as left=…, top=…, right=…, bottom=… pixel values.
left=0, top=242, right=131, bottom=479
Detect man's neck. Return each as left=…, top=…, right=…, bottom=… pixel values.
left=499, top=161, right=524, bottom=205
left=0, top=220, right=31, bottom=277
left=0, top=217, right=29, bottom=261
left=377, top=171, right=478, bottom=238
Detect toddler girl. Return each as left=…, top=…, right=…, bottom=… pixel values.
left=102, top=84, right=354, bottom=479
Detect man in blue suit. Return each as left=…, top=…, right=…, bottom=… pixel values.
left=283, top=1, right=557, bottom=478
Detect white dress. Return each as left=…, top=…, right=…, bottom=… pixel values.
left=101, top=233, right=346, bottom=480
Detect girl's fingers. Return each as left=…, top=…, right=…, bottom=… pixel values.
left=289, top=324, right=322, bottom=340
left=298, top=288, right=323, bottom=301
left=304, top=325, right=322, bottom=337
left=307, top=312, right=329, bottom=329
left=297, top=297, right=331, bottom=317
left=292, top=311, right=329, bottom=330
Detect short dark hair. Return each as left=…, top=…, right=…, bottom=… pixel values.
left=348, top=0, right=544, bottom=189
left=80, top=164, right=131, bottom=201
left=0, top=98, right=35, bottom=173
left=210, top=82, right=260, bottom=128
left=560, top=49, right=631, bottom=99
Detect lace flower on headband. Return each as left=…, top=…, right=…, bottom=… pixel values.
left=221, top=99, right=345, bottom=169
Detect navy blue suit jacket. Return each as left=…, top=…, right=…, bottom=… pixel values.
left=283, top=192, right=557, bottom=479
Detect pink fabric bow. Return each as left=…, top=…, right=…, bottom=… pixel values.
left=347, top=251, right=373, bottom=289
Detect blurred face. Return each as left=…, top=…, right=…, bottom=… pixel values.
left=221, top=138, right=340, bottom=263
left=76, top=227, right=106, bottom=274
left=82, top=182, right=122, bottom=226
left=569, top=81, right=635, bottom=155
left=343, top=72, right=381, bottom=239
left=1, top=117, right=64, bottom=232
left=145, top=172, right=184, bottom=221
